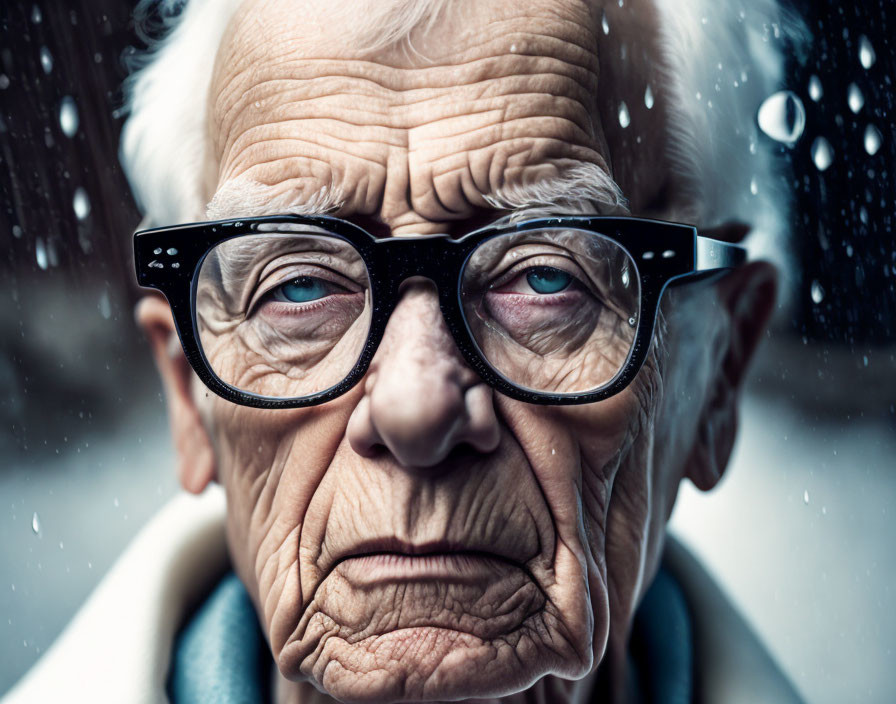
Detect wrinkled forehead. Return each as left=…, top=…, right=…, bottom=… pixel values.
left=204, top=0, right=632, bottom=223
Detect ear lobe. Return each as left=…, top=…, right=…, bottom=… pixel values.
left=685, top=261, right=778, bottom=491
left=136, top=295, right=216, bottom=494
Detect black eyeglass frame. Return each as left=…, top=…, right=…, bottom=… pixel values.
left=134, top=215, right=746, bottom=409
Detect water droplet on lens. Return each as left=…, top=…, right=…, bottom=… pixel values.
left=31, top=512, right=40, bottom=534
left=847, top=83, right=864, bottom=113
left=757, top=90, right=806, bottom=144
left=803, top=490, right=810, bottom=505
left=864, top=124, right=882, bottom=156
left=39, top=47, right=53, bottom=74
left=31, top=5, right=42, bottom=23
left=35, top=238, right=48, bottom=270
left=73, top=187, right=90, bottom=220
left=811, top=136, right=834, bottom=171
left=12, top=225, right=22, bottom=238
left=750, top=177, right=758, bottom=195
left=98, top=290, right=111, bottom=319
left=810, top=279, right=825, bottom=304
left=644, top=85, right=654, bottom=109
left=58, top=96, right=79, bottom=138
left=0, top=74, right=9, bottom=90
left=808, top=74, right=823, bottom=102
left=601, top=10, right=609, bottom=34
left=618, top=101, right=630, bottom=129
left=859, top=206, right=869, bottom=225
left=859, top=35, right=876, bottom=69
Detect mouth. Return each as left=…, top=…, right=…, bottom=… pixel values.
left=331, top=538, right=532, bottom=585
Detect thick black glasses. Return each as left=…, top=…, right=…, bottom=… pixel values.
left=134, top=215, right=745, bottom=408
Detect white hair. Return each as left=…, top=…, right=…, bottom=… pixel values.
left=121, top=0, right=802, bottom=276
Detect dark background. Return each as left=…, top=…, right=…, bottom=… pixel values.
left=1, top=1, right=894, bottom=701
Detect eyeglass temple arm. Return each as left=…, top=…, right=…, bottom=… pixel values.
left=695, top=234, right=748, bottom=272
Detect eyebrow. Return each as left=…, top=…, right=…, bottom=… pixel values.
left=205, top=160, right=629, bottom=225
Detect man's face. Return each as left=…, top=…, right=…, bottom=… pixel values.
left=164, top=0, right=743, bottom=700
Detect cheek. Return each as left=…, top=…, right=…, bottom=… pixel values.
left=203, top=389, right=360, bottom=646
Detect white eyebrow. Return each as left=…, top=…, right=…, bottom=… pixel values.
left=205, top=160, right=629, bottom=224
left=206, top=179, right=345, bottom=221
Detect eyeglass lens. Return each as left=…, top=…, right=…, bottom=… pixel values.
left=195, top=226, right=640, bottom=400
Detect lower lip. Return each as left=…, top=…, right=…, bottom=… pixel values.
left=335, top=552, right=516, bottom=584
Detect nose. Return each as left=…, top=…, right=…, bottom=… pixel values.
left=346, top=280, right=501, bottom=469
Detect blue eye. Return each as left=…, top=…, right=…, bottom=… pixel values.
left=276, top=277, right=331, bottom=303
left=526, top=267, right=572, bottom=294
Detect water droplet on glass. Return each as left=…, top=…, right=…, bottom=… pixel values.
left=628, top=316, right=636, bottom=327
left=750, top=177, right=758, bottom=195
left=98, top=290, right=111, bottom=319
left=757, top=90, right=806, bottom=144
left=58, top=96, right=79, bottom=138
left=601, top=10, right=609, bottom=34
left=859, top=35, right=876, bottom=69
left=31, top=4, right=42, bottom=23
left=166, top=247, right=178, bottom=256
left=31, top=512, right=40, bottom=534
left=39, top=47, right=53, bottom=74
left=803, top=490, right=810, bottom=505
left=847, top=83, right=864, bottom=113
left=12, top=225, right=22, bottom=238
left=808, top=74, right=823, bottom=102
left=618, top=101, right=630, bottom=129
left=35, top=238, right=48, bottom=270
left=0, top=74, right=9, bottom=90
left=153, top=247, right=162, bottom=255
left=811, top=136, right=834, bottom=171
left=621, top=268, right=630, bottom=287
left=810, top=279, right=825, bottom=304
left=644, top=84, right=654, bottom=110
left=73, top=187, right=90, bottom=220
left=859, top=206, right=869, bottom=225
left=864, top=124, right=882, bottom=156
left=113, top=497, right=120, bottom=508
left=551, top=448, right=556, bottom=455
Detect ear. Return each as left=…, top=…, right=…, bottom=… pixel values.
left=136, top=295, right=216, bottom=494
left=685, top=261, right=778, bottom=491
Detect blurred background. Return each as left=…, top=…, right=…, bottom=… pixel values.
left=0, top=1, right=893, bottom=702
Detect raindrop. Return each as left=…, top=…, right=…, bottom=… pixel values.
left=750, top=178, right=758, bottom=195
left=810, top=279, right=825, bottom=304
left=808, top=74, right=823, bottom=102
left=644, top=85, right=654, bottom=110
left=811, top=136, right=834, bottom=171
left=35, top=238, right=48, bottom=271
left=73, top=187, right=90, bottom=220
left=864, top=124, right=882, bottom=156
left=757, top=90, right=806, bottom=144
left=847, top=83, right=864, bottom=113
left=31, top=512, right=40, bottom=534
left=98, top=290, right=111, bottom=319
left=31, top=5, right=42, bottom=23
left=59, top=96, right=79, bottom=138
left=618, top=101, right=630, bottom=129
left=859, top=35, right=876, bottom=69
left=39, top=47, right=53, bottom=74
left=803, top=490, right=810, bottom=505
left=601, top=10, right=609, bottom=34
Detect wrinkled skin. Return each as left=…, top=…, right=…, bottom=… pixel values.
left=138, top=0, right=777, bottom=702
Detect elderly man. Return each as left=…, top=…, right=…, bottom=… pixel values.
left=5, top=0, right=803, bottom=702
